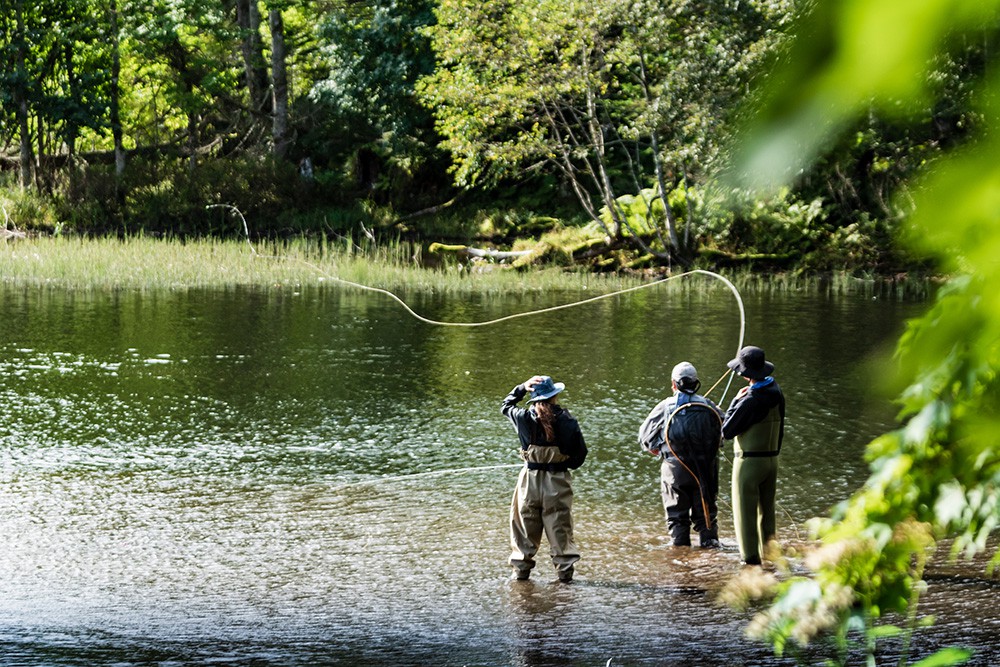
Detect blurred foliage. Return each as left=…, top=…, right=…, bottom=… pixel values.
left=731, top=0, right=1000, bottom=664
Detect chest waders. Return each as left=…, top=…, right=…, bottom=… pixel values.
left=509, top=411, right=581, bottom=582
left=662, top=400, right=723, bottom=533
left=731, top=403, right=783, bottom=564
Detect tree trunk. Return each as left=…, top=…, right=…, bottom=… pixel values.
left=16, top=97, right=33, bottom=191
left=163, top=35, right=201, bottom=173
left=428, top=244, right=534, bottom=260
left=109, top=0, right=126, bottom=180
left=237, top=0, right=270, bottom=117
left=638, top=53, right=681, bottom=254
left=583, top=78, right=621, bottom=239
left=64, top=41, right=80, bottom=197
left=269, top=8, right=290, bottom=159
left=14, top=1, right=34, bottom=190
left=187, top=114, right=198, bottom=174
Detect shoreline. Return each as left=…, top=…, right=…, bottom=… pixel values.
left=0, top=234, right=935, bottom=299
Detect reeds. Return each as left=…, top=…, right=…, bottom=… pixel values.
left=727, top=269, right=934, bottom=301
left=0, top=235, right=932, bottom=299
left=0, top=235, right=640, bottom=295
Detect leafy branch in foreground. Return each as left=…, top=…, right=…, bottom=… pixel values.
left=724, top=0, right=1000, bottom=664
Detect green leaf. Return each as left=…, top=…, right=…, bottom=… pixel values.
left=869, top=624, right=903, bottom=638
left=909, top=647, right=973, bottom=667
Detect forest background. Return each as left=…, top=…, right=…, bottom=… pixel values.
left=0, top=0, right=988, bottom=274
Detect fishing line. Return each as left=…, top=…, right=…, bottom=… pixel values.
left=329, top=464, right=524, bottom=493
left=209, top=204, right=748, bottom=480
left=207, top=204, right=747, bottom=359
left=215, top=207, right=804, bottom=555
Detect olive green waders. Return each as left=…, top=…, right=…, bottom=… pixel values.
left=731, top=404, right=783, bottom=564
left=731, top=455, right=777, bottom=563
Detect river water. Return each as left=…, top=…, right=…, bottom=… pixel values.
left=0, top=280, right=996, bottom=666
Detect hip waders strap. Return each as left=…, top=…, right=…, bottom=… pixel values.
left=525, top=462, right=570, bottom=472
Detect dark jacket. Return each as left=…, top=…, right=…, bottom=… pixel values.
left=722, top=378, right=785, bottom=455
left=501, top=384, right=587, bottom=471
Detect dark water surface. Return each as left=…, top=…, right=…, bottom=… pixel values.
left=0, top=281, right=996, bottom=666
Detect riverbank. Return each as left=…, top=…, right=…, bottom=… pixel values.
left=0, top=235, right=637, bottom=294
left=0, top=234, right=933, bottom=299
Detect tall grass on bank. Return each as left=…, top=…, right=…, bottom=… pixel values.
left=0, top=235, right=931, bottom=300
left=0, top=235, right=640, bottom=295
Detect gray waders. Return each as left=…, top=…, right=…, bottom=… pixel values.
left=661, top=456, right=719, bottom=545
left=509, top=445, right=579, bottom=581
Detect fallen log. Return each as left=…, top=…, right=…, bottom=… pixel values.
left=428, top=243, right=533, bottom=261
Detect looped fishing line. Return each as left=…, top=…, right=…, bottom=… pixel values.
left=209, top=203, right=750, bottom=481
left=208, top=204, right=746, bottom=398
left=208, top=206, right=808, bottom=540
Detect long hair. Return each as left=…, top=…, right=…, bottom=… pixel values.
left=533, top=399, right=557, bottom=442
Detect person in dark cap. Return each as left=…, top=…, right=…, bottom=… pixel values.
left=722, top=346, right=785, bottom=566
left=501, top=375, right=587, bottom=582
left=639, top=362, right=724, bottom=548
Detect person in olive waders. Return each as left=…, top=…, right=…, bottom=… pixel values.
left=501, top=375, right=587, bottom=582
left=639, top=361, right=724, bottom=548
left=722, top=346, right=785, bottom=566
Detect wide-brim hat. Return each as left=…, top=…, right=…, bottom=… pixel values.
left=727, top=345, right=774, bottom=380
left=528, top=376, right=565, bottom=402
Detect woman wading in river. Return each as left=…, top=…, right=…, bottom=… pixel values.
left=501, top=375, right=588, bottom=582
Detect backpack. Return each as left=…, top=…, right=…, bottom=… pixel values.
left=664, top=398, right=722, bottom=458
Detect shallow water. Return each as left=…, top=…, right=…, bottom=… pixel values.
left=0, top=281, right=996, bottom=666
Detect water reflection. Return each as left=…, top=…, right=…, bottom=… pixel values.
left=0, top=284, right=996, bottom=665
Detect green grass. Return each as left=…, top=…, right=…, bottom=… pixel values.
left=0, top=235, right=932, bottom=301
left=0, top=235, right=644, bottom=294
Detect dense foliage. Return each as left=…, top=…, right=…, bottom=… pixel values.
left=725, top=0, right=1000, bottom=664
left=0, top=0, right=986, bottom=272
left=419, top=0, right=789, bottom=262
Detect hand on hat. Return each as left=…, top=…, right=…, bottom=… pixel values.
left=523, top=375, right=545, bottom=392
